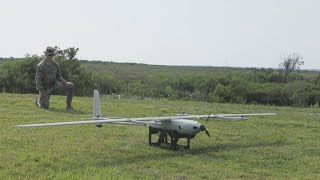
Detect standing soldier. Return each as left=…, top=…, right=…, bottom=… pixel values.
left=35, top=47, right=74, bottom=109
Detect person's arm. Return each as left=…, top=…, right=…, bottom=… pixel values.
left=35, top=65, right=44, bottom=92
left=56, top=63, right=67, bottom=85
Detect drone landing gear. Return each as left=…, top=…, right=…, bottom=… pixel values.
left=148, top=127, right=191, bottom=150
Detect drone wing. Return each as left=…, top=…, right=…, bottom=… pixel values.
left=16, top=89, right=276, bottom=128
left=16, top=118, right=128, bottom=127
left=15, top=113, right=275, bottom=127
left=15, top=116, right=187, bottom=128
left=197, top=113, right=276, bottom=120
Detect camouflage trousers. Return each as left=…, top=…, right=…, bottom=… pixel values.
left=36, top=81, right=74, bottom=109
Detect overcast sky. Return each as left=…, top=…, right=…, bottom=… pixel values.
left=1, top=0, right=319, bottom=68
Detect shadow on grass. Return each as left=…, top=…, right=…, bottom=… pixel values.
left=95, top=140, right=287, bottom=167
left=48, top=108, right=86, bottom=115
left=193, top=140, right=286, bottom=153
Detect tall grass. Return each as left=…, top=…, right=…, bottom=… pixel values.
left=1, top=93, right=320, bottom=179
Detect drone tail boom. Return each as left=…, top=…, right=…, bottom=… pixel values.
left=93, top=90, right=103, bottom=127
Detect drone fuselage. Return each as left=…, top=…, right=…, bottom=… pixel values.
left=147, top=119, right=207, bottom=150
left=148, top=119, right=203, bottom=137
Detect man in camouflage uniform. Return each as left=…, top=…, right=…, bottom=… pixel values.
left=35, top=47, right=74, bottom=109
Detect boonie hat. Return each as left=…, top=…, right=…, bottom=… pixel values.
left=44, top=46, right=56, bottom=56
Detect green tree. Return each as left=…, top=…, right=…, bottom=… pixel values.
left=195, top=77, right=217, bottom=102
left=0, top=55, right=41, bottom=93
left=210, top=83, right=235, bottom=103
left=53, top=46, right=79, bottom=61
left=64, top=47, right=79, bottom=60
left=279, top=53, right=304, bottom=83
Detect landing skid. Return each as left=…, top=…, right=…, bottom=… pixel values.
left=148, top=127, right=191, bottom=150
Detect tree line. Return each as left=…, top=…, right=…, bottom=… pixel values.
left=0, top=48, right=319, bottom=107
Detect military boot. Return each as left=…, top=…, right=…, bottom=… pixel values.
left=37, top=95, right=49, bottom=109
left=66, top=102, right=72, bottom=109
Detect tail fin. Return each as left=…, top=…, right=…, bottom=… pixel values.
left=93, top=90, right=103, bottom=127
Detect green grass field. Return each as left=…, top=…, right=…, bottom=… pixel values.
left=1, top=93, right=320, bottom=179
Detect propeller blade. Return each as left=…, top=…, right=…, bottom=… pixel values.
left=205, top=130, right=211, bottom=138
left=206, top=114, right=211, bottom=124
left=200, top=125, right=210, bottom=137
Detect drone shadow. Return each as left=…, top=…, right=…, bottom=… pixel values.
left=191, top=140, right=285, bottom=154
left=48, top=108, right=86, bottom=114
left=95, top=140, right=287, bottom=167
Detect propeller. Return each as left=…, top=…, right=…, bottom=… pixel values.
left=203, top=113, right=211, bottom=137
left=205, top=130, right=211, bottom=138
left=205, top=114, right=211, bottom=124
left=199, top=125, right=211, bottom=138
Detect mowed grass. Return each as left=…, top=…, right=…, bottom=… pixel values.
left=1, top=93, right=320, bottom=179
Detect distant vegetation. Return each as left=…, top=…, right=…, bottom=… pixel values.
left=1, top=48, right=320, bottom=107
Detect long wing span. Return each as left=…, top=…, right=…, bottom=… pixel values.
left=210, top=113, right=276, bottom=120
left=16, top=119, right=128, bottom=127
left=16, top=113, right=276, bottom=127
left=196, top=113, right=276, bottom=118
left=15, top=116, right=180, bottom=127
left=16, top=90, right=275, bottom=128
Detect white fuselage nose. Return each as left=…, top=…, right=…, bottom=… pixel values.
left=149, top=119, right=203, bottom=136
